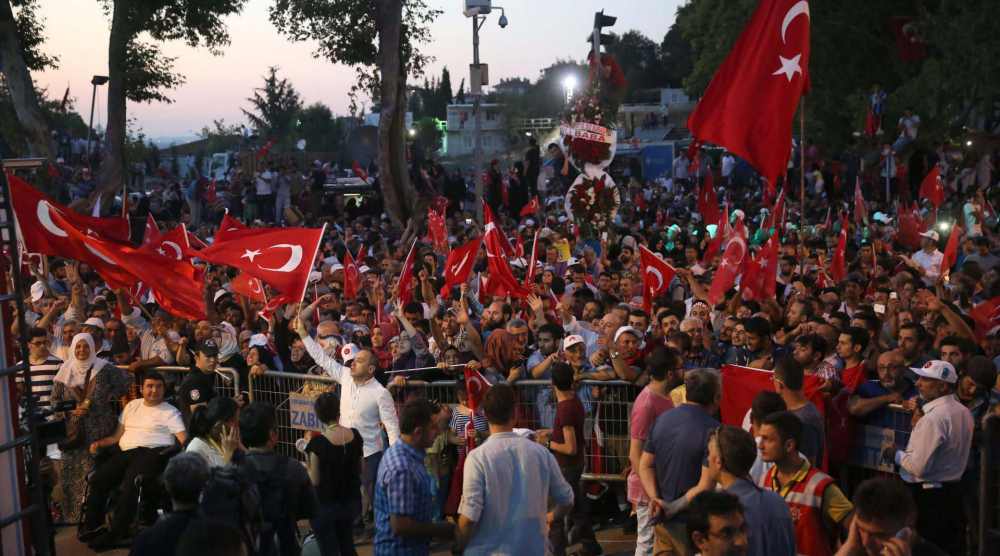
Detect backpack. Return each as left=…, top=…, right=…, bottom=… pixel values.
left=243, top=453, right=294, bottom=556
left=199, top=464, right=263, bottom=555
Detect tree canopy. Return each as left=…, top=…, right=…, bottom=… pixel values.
left=241, top=66, right=303, bottom=141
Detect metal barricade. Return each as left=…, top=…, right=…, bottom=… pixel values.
left=838, top=403, right=913, bottom=499
left=249, top=371, right=340, bottom=462
left=116, top=365, right=240, bottom=403
left=387, top=380, right=460, bottom=409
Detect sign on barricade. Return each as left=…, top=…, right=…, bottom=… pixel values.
left=849, top=426, right=898, bottom=472
left=289, top=392, right=323, bottom=432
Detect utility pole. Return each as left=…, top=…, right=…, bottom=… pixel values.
left=473, top=16, right=484, bottom=224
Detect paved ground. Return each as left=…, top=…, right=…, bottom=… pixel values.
left=55, top=521, right=639, bottom=555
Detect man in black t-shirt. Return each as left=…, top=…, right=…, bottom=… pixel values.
left=525, top=138, right=541, bottom=198
left=178, top=337, right=222, bottom=425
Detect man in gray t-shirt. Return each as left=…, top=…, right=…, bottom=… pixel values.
left=963, top=237, right=1000, bottom=273
left=774, top=359, right=826, bottom=466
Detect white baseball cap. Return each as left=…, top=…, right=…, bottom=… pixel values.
left=56, top=157, right=65, bottom=164
left=83, top=317, right=105, bottom=330
left=214, top=289, right=232, bottom=303
left=918, top=230, right=939, bottom=242
left=358, top=265, right=371, bottom=273
left=563, top=335, right=585, bottom=350
left=910, top=360, right=957, bottom=384
left=30, top=282, right=45, bottom=302
left=330, top=264, right=345, bottom=273
left=341, top=343, right=359, bottom=363
left=614, top=326, right=645, bottom=343
left=567, top=257, right=581, bottom=266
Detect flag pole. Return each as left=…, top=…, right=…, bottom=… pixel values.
left=299, top=223, right=328, bottom=307
left=799, top=97, right=806, bottom=243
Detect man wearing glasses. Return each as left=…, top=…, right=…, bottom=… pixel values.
left=685, top=491, right=750, bottom=556
left=848, top=351, right=917, bottom=429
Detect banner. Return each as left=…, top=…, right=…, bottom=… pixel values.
left=559, top=122, right=614, bottom=144
left=289, top=392, right=323, bottom=432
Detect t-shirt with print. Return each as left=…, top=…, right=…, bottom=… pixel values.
left=552, top=395, right=586, bottom=467
left=627, top=387, right=675, bottom=504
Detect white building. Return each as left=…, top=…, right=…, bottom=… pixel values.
left=445, top=103, right=510, bottom=157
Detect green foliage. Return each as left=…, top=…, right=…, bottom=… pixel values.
left=10, top=0, right=58, bottom=71
left=241, top=66, right=302, bottom=141
left=123, top=117, right=150, bottom=181
left=124, top=40, right=185, bottom=103
left=606, top=30, right=670, bottom=98
left=267, top=0, right=442, bottom=113
left=412, top=116, right=441, bottom=156
left=195, top=118, right=242, bottom=153
left=0, top=81, right=88, bottom=149
left=296, top=101, right=347, bottom=152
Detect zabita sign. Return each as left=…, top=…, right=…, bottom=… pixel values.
left=559, top=122, right=613, bottom=144
left=289, top=392, right=324, bottom=432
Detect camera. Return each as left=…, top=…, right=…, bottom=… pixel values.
left=20, top=399, right=75, bottom=448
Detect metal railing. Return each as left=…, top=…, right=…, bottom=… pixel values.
left=137, top=365, right=241, bottom=403
left=249, top=370, right=340, bottom=462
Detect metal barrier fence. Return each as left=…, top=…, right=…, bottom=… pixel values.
left=249, top=370, right=340, bottom=462
left=149, top=365, right=241, bottom=402
left=838, top=403, right=913, bottom=501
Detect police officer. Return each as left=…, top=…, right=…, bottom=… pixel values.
left=178, top=337, right=224, bottom=426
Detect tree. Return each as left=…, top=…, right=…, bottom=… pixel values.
left=196, top=118, right=242, bottom=153
left=93, top=0, right=247, bottom=213
left=242, top=66, right=302, bottom=143
left=456, top=77, right=466, bottom=104
left=268, top=0, right=441, bottom=228
left=427, top=66, right=451, bottom=120
left=412, top=116, right=441, bottom=157
left=606, top=30, right=667, bottom=98
left=0, top=0, right=57, bottom=184
left=659, top=26, right=692, bottom=88
left=296, top=101, right=346, bottom=152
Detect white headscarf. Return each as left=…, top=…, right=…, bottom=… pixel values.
left=215, top=322, right=240, bottom=361
left=54, top=333, right=107, bottom=388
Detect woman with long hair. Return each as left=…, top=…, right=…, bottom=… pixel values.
left=185, top=397, right=241, bottom=467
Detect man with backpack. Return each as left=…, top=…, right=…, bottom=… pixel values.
left=240, top=402, right=318, bottom=556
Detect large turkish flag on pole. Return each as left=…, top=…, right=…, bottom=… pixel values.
left=192, top=226, right=325, bottom=301
left=707, top=217, right=749, bottom=306
left=444, top=236, right=483, bottom=290
left=686, top=0, right=811, bottom=186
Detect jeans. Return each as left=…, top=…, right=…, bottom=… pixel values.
left=549, top=463, right=600, bottom=556
left=635, top=504, right=654, bottom=556
left=276, top=191, right=291, bottom=223
left=357, top=451, right=383, bottom=528
left=187, top=197, right=201, bottom=228
left=259, top=193, right=276, bottom=223
left=311, top=499, right=361, bottom=556
left=83, top=446, right=166, bottom=537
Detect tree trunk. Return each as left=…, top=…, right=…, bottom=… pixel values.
left=376, top=0, right=421, bottom=230
left=90, top=0, right=130, bottom=214
left=0, top=0, right=54, bottom=188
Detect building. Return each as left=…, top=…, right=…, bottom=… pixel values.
left=493, top=77, right=531, bottom=97
left=660, top=88, right=693, bottom=106
left=444, top=103, right=510, bottom=157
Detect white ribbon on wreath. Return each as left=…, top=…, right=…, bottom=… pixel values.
left=564, top=170, right=621, bottom=226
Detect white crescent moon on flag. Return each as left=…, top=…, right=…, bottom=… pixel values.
left=451, top=252, right=470, bottom=275
left=251, top=279, right=262, bottom=294
left=162, top=241, right=183, bottom=260
left=781, top=1, right=810, bottom=44
left=258, top=244, right=303, bottom=273
left=84, top=243, right=118, bottom=266
left=37, top=201, right=68, bottom=237
left=467, top=374, right=486, bottom=395
left=646, top=266, right=664, bottom=291
left=729, top=236, right=747, bottom=265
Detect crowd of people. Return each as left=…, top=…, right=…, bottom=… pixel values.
left=12, top=114, right=1000, bottom=556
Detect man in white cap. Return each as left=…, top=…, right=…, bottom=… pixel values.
left=902, top=231, right=943, bottom=286
left=82, top=317, right=112, bottom=356
left=881, top=360, right=973, bottom=555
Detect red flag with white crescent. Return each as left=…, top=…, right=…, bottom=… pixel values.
left=143, top=214, right=160, bottom=245
left=969, top=294, right=1000, bottom=343
left=352, top=161, right=369, bottom=183
left=397, top=241, right=418, bottom=306
left=639, top=246, right=677, bottom=316
left=525, top=230, right=541, bottom=289
left=696, top=171, right=721, bottom=227
left=831, top=214, right=849, bottom=283
left=258, top=293, right=296, bottom=320
left=231, top=272, right=267, bottom=303
left=919, top=166, right=944, bottom=207
left=343, top=246, right=362, bottom=300
left=741, top=231, right=780, bottom=301
left=254, top=138, right=277, bottom=158
left=444, top=236, right=483, bottom=290
left=519, top=196, right=539, bottom=217
left=701, top=205, right=730, bottom=266
left=853, top=178, right=867, bottom=225
left=707, top=217, right=748, bottom=306
left=465, top=366, right=489, bottom=412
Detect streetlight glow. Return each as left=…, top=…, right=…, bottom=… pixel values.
left=563, top=76, right=577, bottom=91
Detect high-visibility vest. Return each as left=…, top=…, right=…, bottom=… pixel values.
left=760, top=466, right=836, bottom=556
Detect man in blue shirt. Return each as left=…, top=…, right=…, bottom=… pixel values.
left=639, top=368, right=722, bottom=554
left=373, top=398, right=454, bottom=556
left=849, top=351, right=918, bottom=430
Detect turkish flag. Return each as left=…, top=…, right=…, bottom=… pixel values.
left=8, top=173, right=131, bottom=257
left=193, top=226, right=324, bottom=299
left=896, top=201, right=921, bottom=249
left=187, top=232, right=209, bottom=250
left=686, top=0, right=810, bottom=186
left=343, top=246, right=362, bottom=300
left=427, top=209, right=449, bottom=254
left=701, top=205, right=731, bottom=266
left=720, top=365, right=825, bottom=424
left=258, top=293, right=296, bottom=320
left=520, top=196, right=539, bottom=216
left=254, top=138, right=277, bottom=158
left=231, top=272, right=267, bottom=303
left=831, top=214, right=848, bottom=283
left=639, top=246, right=677, bottom=316
left=941, top=221, right=961, bottom=276
left=431, top=195, right=451, bottom=215
left=853, top=178, right=867, bottom=225
left=397, top=241, right=418, bottom=306
left=352, top=161, right=369, bottom=183
left=514, top=232, right=525, bottom=259
left=742, top=231, right=780, bottom=301
left=525, top=230, right=541, bottom=289
left=483, top=200, right=516, bottom=257
left=444, top=237, right=483, bottom=290
left=769, top=187, right=786, bottom=230
left=696, top=171, right=721, bottom=227
left=970, top=295, right=1000, bottom=343
left=143, top=214, right=160, bottom=245
left=214, top=213, right=248, bottom=243
left=890, top=17, right=926, bottom=61
left=137, top=224, right=189, bottom=261
left=205, top=178, right=218, bottom=204
left=465, top=366, right=490, bottom=413
left=919, top=166, right=944, bottom=207
left=707, top=217, right=749, bottom=306
left=483, top=204, right=531, bottom=298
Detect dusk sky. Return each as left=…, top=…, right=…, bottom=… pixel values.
left=33, top=0, right=682, bottom=139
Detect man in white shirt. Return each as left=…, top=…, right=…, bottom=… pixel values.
left=721, top=151, right=736, bottom=180
left=455, top=383, right=574, bottom=555
left=115, top=290, right=178, bottom=370
left=82, top=371, right=187, bottom=550
left=894, top=107, right=921, bottom=151
left=296, top=317, right=400, bottom=536
left=904, top=231, right=944, bottom=286
left=673, top=152, right=690, bottom=184
left=255, top=162, right=276, bottom=223
left=881, top=360, right=973, bottom=555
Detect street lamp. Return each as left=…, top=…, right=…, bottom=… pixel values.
left=465, top=2, right=508, bottom=224
left=563, top=76, right=577, bottom=103
left=86, top=75, right=109, bottom=168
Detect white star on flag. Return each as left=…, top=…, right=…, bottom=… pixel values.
left=241, top=249, right=262, bottom=262
left=772, top=54, right=802, bottom=82
left=757, top=257, right=769, bottom=269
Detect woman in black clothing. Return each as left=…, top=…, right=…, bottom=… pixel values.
left=306, top=392, right=364, bottom=556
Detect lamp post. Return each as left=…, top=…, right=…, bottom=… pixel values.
left=563, top=75, right=577, bottom=103
left=86, top=75, right=109, bottom=168
left=467, top=3, right=507, bottom=224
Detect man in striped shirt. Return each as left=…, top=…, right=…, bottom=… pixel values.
left=19, top=327, right=63, bottom=460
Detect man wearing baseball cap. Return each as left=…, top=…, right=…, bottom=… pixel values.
left=177, top=337, right=224, bottom=425
left=881, top=360, right=973, bottom=555
left=901, top=231, right=943, bottom=286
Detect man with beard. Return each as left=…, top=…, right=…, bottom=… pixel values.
left=735, top=317, right=791, bottom=369
left=716, top=317, right=737, bottom=355
left=596, top=272, right=614, bottom=299
left=793, top=334, right=841, bottom=393
left=777, top=255, right=797, bottom=289
left=658, top=310, right=682, bottom=340
left=619, top=245, right=641, bottom=279
left=838, top=278, right=864, bottom=318
left=783, top=300, right=814, bottom=337
left=814, top=322, right=845, bottom=373
left=619, top=276, right=643, bottom=306
left=481, top=301, right=512, bottom=341
left=849, top=351, right=918, bottom=428
left=529, top=323, right=564, bottom=428
left=897, top=322, right=932, bottom=378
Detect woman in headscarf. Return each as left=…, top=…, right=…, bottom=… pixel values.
left=388, top=301, right=436, bottom=387
left=246, top=334, right=280, bottom=376
left=50, top=333, right=131, bottom=526
left=371, top=322, right=396, bottom=384
left=479, top=329, right=525, bottom=386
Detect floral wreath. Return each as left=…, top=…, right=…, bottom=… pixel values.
left=565, top=173, right=620, bottom=237
left=560, top=82, right=615, bottom=167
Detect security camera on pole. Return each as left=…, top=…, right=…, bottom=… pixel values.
left=463, top=0, right=508, bottom=225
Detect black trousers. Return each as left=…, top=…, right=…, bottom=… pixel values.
left=549, top=462, right=601, bottom=556
left=907, top=481, right=966, bottom=556
left=84, top=447, right=165, bottom=536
